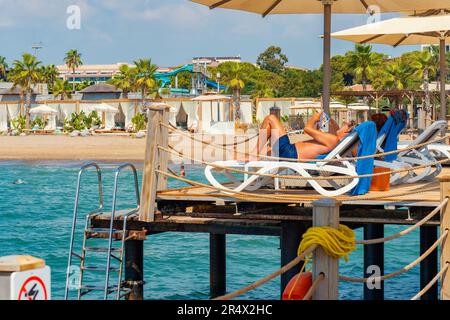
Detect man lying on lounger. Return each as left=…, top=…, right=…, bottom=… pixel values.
left=252, top=112, right=355, bottom=161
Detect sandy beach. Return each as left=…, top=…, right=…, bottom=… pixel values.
left=0, top=133, right=415, bottom=162
left=0, top=135, right=147, bottom=162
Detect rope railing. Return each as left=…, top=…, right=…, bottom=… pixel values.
left=160, top=144, right=450, bottom=182
left=156, top=169, right=439, bottom=202
left=213, top=244, right=318, bottom=300
left=411, top=262, right=450, bottom=300
left=162, top=121, right=450, bottom=163
left=339, top=229, right=448, bottom=283
left=302, top=273, right=325, bottom=300
left=168, top=123, right=259, bottom=147
left=355, top=198, right=448, bottom=245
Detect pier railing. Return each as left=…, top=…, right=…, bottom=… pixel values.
left=139, top=106, right=450, bottom=300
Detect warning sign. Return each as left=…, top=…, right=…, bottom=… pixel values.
left=10, top=266, right=51, bottom=300
left=17, top=276, right=48, bottom=300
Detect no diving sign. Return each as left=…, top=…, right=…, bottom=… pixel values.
left=11, top=266, right=51, bottom=300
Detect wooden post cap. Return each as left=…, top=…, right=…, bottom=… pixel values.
left=312, top=198, right=342, bottom=208
left=144, top=103, right=173, bottom=112
left=0, top=255, right=45, bottom=272
left=439, top=176, right=450, bottom=183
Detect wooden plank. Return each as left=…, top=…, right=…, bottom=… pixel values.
left=139, top=109, right=162, bottom=222
left=157, top=109, right=169, bottom=191
left=312, top=199, right=340, bottom=300
left=439, top=176, right=450, bottom=300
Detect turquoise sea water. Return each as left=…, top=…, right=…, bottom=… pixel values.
left=0, top=161, right=425, bottom=300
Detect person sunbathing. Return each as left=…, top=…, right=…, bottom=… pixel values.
left=252, top=112, right=355, bottom=161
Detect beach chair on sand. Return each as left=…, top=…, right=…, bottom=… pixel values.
left=391, top=120, right=447, bottom=183
left=205, top=129, right=367, bottom=197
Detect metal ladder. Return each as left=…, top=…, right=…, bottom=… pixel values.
left=64, top=163, right=141, bottom=300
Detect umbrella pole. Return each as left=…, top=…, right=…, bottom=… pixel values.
left=440, top=37, right=447, bottom=125
left=322, top=1, right=332, bottom=115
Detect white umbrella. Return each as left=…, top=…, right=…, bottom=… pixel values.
left=348, top=102, right=370, bottom=111
left=192, top=94, right=231, bottom=101
left=332, top=13, right=450, bottom=120
left=30, top=104, right=58, bottom=115
left=190, top=0, right=450, bottom=115
left=330, top=101, right=347, bottom=109
left=289, top=100, right=321, bottom=109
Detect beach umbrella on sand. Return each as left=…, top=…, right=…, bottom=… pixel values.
left=30, top=104, right=58, bottom=115
left=190, top=1, right=450, bottom=116
left=332, top=13, right=450, bottom=121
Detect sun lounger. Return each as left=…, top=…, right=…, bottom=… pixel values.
left=205, top=127, right=371, bottom=197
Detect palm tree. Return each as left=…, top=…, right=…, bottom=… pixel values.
left=411, top=50, right=438, bottom=113
left=382, top=59, right=417, bottom=109
left=346, top=44, right=382, bottom=92
left=110, top=64, right=136, bottom=99
left=0, top=56, right=8, bottom=81
left=52, top=79, right=72, bottom=100
left=134, top=58, right=158, bottom=106
left=41, top=64, right=59, bottom=90
left=227, top=62, right=246, bottom=121
left=9, top=53, right=43, bottom=128
left=64, top=49, right=83, bottom=93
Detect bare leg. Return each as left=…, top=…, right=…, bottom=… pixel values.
left=252, top=115, right=286, bottom=160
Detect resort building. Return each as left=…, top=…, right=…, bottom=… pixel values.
left=191, top=56, right=242, bottom=67
left=79, top=83, right=122, bottom=101
left=57, top=63, right=134, bottom=84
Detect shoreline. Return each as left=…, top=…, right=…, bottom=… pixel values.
left=0, top=134, right=415, bottom=162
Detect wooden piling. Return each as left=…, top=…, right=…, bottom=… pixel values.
left=139, top=105, right=170, bottom=222
left=420, top=226, right=438, bottom=300
left=124, top=240, right=144, bottom=300
left=364, top=224, right=384, bottom=300
left=439, top=176, right=450, bottom=300
left=280, top=221, right=307, bottom=297
left=210, top=233, right=226, bottom=298
left=312, top=198, right=340, bottom=300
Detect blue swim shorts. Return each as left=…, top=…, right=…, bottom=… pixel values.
left=273, top=135, right=298, bottom=160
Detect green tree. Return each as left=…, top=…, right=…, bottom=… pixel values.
left=41, top=64, right=59, bottom=90
left=110, top=64, right=137, bottom=99
left=134, top=58, right=159, bottom=105
left=346, top=44, right=383, bottom=91
left=0, top=56, right=8, bottom=81
left=52, top=79, right=73, bottom=100
left=9, top=53, right=43, bottom=129
left=256, top=46, right=289, bottom=74
left=76, top=80, right=94, bottom=91
left=64, top=49, right=83, bottom=93
left=221, top=62, right=246, bottom=121
left=410, top=50, right=438, bottom=112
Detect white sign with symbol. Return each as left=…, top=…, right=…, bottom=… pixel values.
left=11, top=266, right=51, bottom=300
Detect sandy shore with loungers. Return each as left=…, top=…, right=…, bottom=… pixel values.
left=0, top=133, right=416, bottom=162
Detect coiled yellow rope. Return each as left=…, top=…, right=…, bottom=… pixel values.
left=298, top=225, right=356, bottom=262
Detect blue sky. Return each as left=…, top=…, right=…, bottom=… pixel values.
left=0, top=0, right=419, bottom=69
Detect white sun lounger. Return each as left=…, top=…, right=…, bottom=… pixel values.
left=380, top=120, right=447, bottom=184
left=205, top=132, right=361, bottom=197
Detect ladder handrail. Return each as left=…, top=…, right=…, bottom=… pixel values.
left=65, top=162, right=103, bottom=300
left=104, top=163, right=140, bottom=300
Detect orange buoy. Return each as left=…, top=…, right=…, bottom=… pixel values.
left=282, top=272, right=313, bottom=300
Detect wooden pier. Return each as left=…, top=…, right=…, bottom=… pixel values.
left=88, top=105, right=450, bottom=300
left=90, top=177, right=447, bottom=300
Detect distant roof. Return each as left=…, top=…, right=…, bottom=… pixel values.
left=80, top=83, right=121, bottom=93
left=0, top=86, right=36, bottom=95
left=345, top=84, right=374, bottom=92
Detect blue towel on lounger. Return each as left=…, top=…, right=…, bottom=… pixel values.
left=351, top=121, right=378, bottom=196
left=378, top=110, right=408, bottom=162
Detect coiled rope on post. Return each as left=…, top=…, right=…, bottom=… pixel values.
left=213, top=224, right=357, bottom=300
left=298, top=225, right=356, bottom=262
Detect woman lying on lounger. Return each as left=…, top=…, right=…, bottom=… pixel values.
left=252, top=112, right=355, bottom=161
